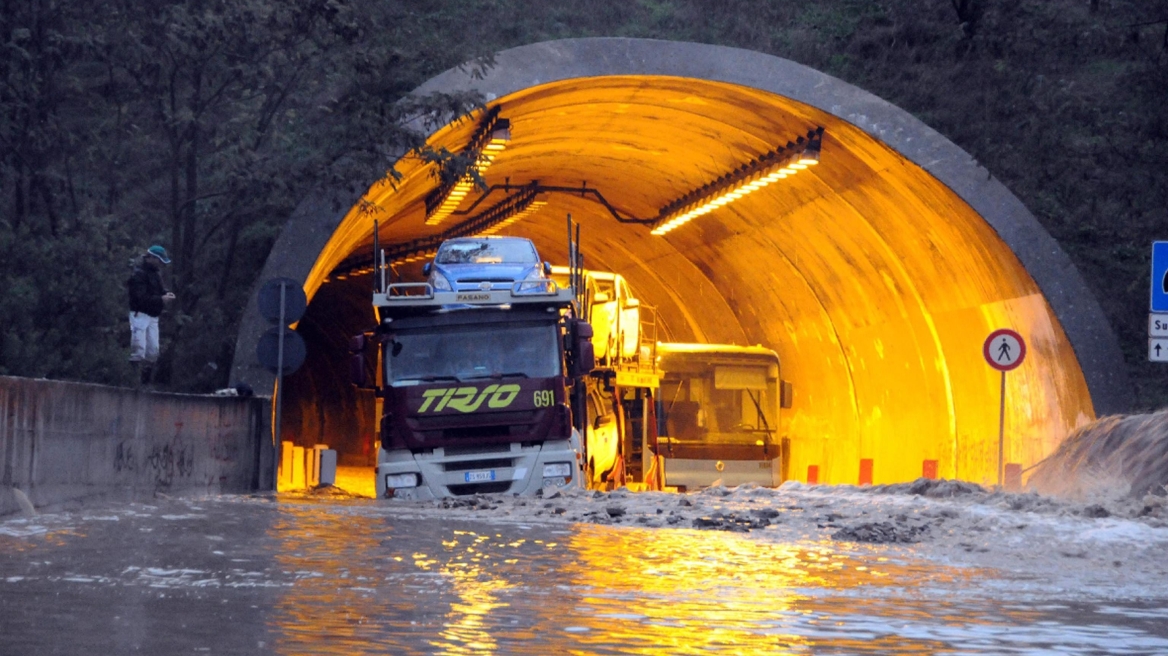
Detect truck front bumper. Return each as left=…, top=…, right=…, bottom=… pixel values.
left=375, top=438, right=582, bottom=500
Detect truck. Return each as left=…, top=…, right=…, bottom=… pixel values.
left=655, top=343, right=789, bottom=489
left=350, top=278, right=596, bottom=500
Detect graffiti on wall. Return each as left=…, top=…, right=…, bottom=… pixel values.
left=114, top=441, right=136, bottom=473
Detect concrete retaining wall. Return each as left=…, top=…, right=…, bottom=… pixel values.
left=1, top=376, right=274, bottom=517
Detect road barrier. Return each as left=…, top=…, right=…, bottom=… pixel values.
left=1004, top=463, right=1023, bottom=491
left=859, top=459, right=874, bottom=486
left=922, top=459, right=939, bottom=480
left=278, top=441, right=337, bottom=490
left=1, top=376, right=274, bottom=517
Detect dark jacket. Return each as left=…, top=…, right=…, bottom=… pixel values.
left=128, top=258, right=168, bottom=317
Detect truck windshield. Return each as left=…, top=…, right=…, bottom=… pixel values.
left=387, top=322, right=560, bottom=386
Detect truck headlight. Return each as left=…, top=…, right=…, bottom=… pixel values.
left=542, top=463, right=572, bottom=478
left=385, top=473, right=419, bottom=489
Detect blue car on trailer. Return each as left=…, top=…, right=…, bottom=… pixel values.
left=424, top=236, right=552, bottom=292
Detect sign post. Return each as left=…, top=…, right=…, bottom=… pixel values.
left=983, top=328, right=1026, bottom=486
left=256, top=278, right=308, bottom=456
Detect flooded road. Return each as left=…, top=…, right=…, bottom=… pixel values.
left=3, top=493, right=1168, bottom=654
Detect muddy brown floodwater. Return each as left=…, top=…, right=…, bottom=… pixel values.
left=2, top=493, right=1168, bottom=655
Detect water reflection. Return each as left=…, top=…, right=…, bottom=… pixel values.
left=268, top=502, right=402, bottom=655
left=265, top=504, right=1010, bottom=654
left=531, top=525, right=974, bottom=654
left=431, top=534, right=514, bottom=655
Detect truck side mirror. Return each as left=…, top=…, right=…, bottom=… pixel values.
left=349, top=353, right=367, bottom=387
left=593, top=291, right=610, bottom=304
left=348, top=334, right=366, bottom=353
left=571, top=320, right=595, bottom=377
left=422, top=262, right=432, bottom=276
left=625, top=297, right=640, bottom=309
left=572, top=341, right=595, bottom=377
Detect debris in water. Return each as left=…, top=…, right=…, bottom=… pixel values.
left=868, top=478, right=986, bottom=498
left=692, top=512, right=771, bottom=532
left=831, top=521, right=927, bottom=544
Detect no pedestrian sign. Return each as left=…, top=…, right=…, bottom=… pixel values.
left=983, top=329, right=1026, bottom=372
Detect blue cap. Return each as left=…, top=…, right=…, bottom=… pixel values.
left=147, top=245, right=171, bottom=264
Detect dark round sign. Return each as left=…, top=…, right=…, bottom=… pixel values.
left=983, top=328, right=1026, bottom=372
left=256, top=326, right=306, bottom=375
left=258, top=277, right=307, bottom=325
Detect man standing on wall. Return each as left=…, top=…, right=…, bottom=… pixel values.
left=127, top=245, right=176, bottom=386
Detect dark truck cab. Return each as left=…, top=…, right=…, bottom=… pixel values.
left=361, top=283, right=592, bottom=499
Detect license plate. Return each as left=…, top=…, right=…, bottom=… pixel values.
left=464, top=470, right=496, bottom=483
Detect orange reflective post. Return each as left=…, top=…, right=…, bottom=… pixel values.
left=807, top=465, right=819, bottom=485
left=1004, top=463, right=1022, bottom=491
left=859, top=459, right=874, bottom=486
left=922, top=459, right=938, bottom=480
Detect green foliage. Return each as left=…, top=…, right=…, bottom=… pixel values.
left=0, top=0, right=487, bottom=391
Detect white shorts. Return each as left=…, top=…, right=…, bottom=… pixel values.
left=128, top=312, right=160, bottom=362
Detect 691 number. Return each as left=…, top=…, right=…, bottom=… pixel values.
left=533, top=390, right=555, bottom=407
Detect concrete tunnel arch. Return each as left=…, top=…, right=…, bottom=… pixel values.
left=231, top=38, right=1130, bottom=487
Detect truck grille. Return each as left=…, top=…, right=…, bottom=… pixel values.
left=443, top=458, right=513, bottom=472
left=444, top=444, right=513, bottom=457
left=443, top=425, right=512, bottom=440
left=448, top=482, right=512, bottom=495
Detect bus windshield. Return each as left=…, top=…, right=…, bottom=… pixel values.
left=660, top=359, right=778, bottom=447
left=387, top=322, right=560, bottom=386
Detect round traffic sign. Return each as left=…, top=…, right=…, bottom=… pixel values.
left=983, top=329, right=1026, bottom=372
left=258, top=277, right=307, bottom=325
left=256, top=326, right=307, bottom=375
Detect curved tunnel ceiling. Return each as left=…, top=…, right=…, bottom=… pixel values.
left=235, top=38, right=1129, bottom=486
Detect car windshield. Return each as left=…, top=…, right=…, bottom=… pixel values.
left=436, top=239, right=538, bottom=265
left=387, top=322, right=560, bottom=385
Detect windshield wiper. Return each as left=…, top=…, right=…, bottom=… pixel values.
left=414, top=375, right=462, bottom=383
left=462, top=371, right=530, bottom=381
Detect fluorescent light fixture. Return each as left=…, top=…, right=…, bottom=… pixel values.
left=478, top=199, right=547, bottom=235
left=425, top=113, right=512, bottom=226
left=650, top=127, right=824, bottom=236
left=799, top=138, right=821, bottom=166
left=464, top=184, right=545, bottom=236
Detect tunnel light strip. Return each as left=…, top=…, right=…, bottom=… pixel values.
left=650, top=127, right=823, bottom=236
left=424, top=109, right=512, bottom=226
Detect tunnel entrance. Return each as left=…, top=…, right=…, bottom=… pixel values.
left=234, top=38, right=1128, bottom=488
